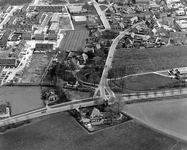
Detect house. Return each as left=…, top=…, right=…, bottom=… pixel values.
left=67, top=77, right=77, bottom=86
left=90, top=108, right=104, bottom=125
left=135, top=0, right=150, bottom=5
left=0, top=59, right=17, bottom=67
left=0, top=103, right=10, bottom=119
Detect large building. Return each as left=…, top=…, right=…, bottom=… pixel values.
left=0, top=59, right=17, bottom=67
left=49, top=23, right=59, bottom=33
left=22, top=33, right=32, bottom=40
left=35, top=43, right=54, bottom=53
left=175, top=20, right=187, bottom=31
left=47, top=34, right=58, bottom=40
left=50, top=13, right=60, bottom=23
left=35, top=6, right=64, bottom=12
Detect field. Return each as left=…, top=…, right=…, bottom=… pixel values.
left=0, top=0, right=32, bottom=6
left=60, top=30, right=89, bottom=51
left=59, top=15, right=73, bottom=30
left=21, top=54, right=52, bottom=84
left=110, top=45, right=187, bottom=78
left=109, top=73, right=179, bottom=92
left=0, top=86, right=44, bottom=116
left=99, top=5, right=108, bottom=11
left=1, top=112, right=187, bottom=150
left=0, top=48, right=12, bottom=58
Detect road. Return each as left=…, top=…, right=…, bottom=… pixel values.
left=91, top=0, right=111, bottom=30
left=94, top=21, right=145, bottom=103
left=123, top=98, right=187, bottom=141
left=1, top=86, right=187, bottom=127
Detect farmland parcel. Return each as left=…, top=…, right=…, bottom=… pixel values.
left=110, top=45, right=187, bottom=78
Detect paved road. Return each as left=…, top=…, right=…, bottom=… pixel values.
left=91, top=0, right=111, bottom=30
left=123, top=98, right=187, bottom=141
left=95, top=21, right=145, bottom=102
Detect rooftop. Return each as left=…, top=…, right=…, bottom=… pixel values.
left=175, top=20, right=187, bottom=29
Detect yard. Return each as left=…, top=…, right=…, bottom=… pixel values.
left=110, top=45, right=187, bottom=78
left=21, top=54, right=52, bottom=84
left=59, top=15, right=73, bottom=30
left=0, top=86, right=44, bottom=116
left=109, top=73, right=180, bottom=92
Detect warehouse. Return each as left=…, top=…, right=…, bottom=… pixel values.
left=0, top=59, right=17, bottom=67
left=34, top=34, right=45, bottom=40
left=22, top=33, right=32, bottom=40
left=49, top=23, right=59, bottom=33
left=47, top=34, right=57, bottom=40
left=50, top=13, right=60, bottom=23
left=35, top=43, right=54, bottom=53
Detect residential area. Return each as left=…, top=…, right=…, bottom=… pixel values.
left=1, top=0, right=187, bottom=149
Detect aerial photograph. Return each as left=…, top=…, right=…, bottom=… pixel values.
left=1, top=0, right=187, bottom=149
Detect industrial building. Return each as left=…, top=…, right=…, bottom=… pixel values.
left=174, top=20, right=187, bottom=31
left=47, top=34, right=57, bottom=40
left=33, top=34, right=45, bottom=40
left=49, top=23, right=59, bottom=33
left=35, top=43, right=54, bottom=53
left=35, top=6, right=64, bottom=12
left=0, top=58, right=17, bottom=67
left=22, top=33, right=32, bottom=40
left=50, top=13, right=60, bottom=23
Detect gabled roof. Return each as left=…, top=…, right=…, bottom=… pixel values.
left=0, top=58, right=16, bottom=65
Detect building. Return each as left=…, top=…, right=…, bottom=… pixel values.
left=36, top=11, right=44, bottom=24
left=49, top=23, right=59, bottom=33
left=34, top=34, right=45, bottom=40
left=0, top=30, right=11, bottom=47
left=22, top=33, right=32, bottom=40
left=7, top=16, right=16, bottom=25
left=72, top=16, right=87, bottom=22
left=135, top=0, right=150, bottom=5
left=175, top=20, right=187, bottom=31
left=13, top=10, right=26, bottom=17
left=90, top=108, right=104, bottom=125
left=2, top=3, right=11, bottom=13
left=3, top=24, right=32, bottom=31
left=163, top=17, right=174, bottom=27
left=0, top=103, right=10, bottom=119
left=0, top=59, right=17, bottom=67
left=50, top=13, right=60, bottom=23
left=21, top=4, right=29, bottom=12
left=68, top=6, right=83, bottom=14
left=35, top=6, right=64, bottom=12
left=35, top=43, right=54, bottom=53
left=170, top=31, right=186, bottom=39
left=47, top=34, right=57, bottom=40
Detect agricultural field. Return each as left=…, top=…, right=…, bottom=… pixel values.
left=110, top=45, right=187, bottom=78
left=59, top=15, right=73, bottom=30
left=60, top=30, right=89, bottom=51
left=0, top=86, right=44, bottom=116
left=0, top=0, right=32, bottom=6
left=21, top=54, right=52, bottom=84
left=1, top=112, right=187, bottom=150
left=109, top=73, right=180, bottom=92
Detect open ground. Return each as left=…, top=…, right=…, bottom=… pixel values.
left=110, top=45, right=187, bottom=78
left=0, top=86, right=44, bottom=116
left=1, top=112, right=187, bottom=150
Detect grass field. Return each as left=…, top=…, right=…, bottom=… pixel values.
left=109, top=73, right=179, bottom=92
left=21, top=54, right=52, bottom=84
left=1, top=112, right=187, bottom=150
left=0, top=0, right=32, bottom=6
left=0, top=86, right=44, bottom=116
left=111, top=45, right=187, bottom=78
left=99, top=5, right=108, bottom=11
left=59, top=15, right=73, bottom=30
